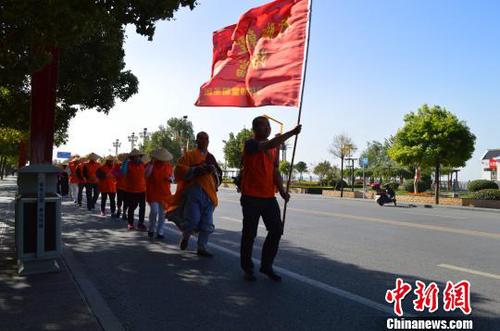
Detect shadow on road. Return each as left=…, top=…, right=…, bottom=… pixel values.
left=1, top=178, right=498, bottom=331
left=60, top=200, right=498, bottom=331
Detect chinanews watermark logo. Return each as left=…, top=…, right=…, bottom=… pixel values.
left=385, top=278, right=474, bottom=330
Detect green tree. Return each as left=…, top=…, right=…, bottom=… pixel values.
left=294, top=161, right=308, bottom=181
left=143, top=117, right=196, bottom=161
left=324, top=166, right=340, bottom=187
left=279, top=160, right=294, bottom=180
left=329, top=134, right=357, bottom=197
left=0, top=1, right=197, bottom=146
left=0, top=127, right=23, bottom=178
left=360, top=139, right=411, bottom=183
left=313, top=161, right=332, bottom=185
left=223, top=128, right=253, bottom=168
left=388, top=104, right=476, bottom=204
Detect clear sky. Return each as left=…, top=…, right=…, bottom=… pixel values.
left=57, top=0, right=500, bottom=180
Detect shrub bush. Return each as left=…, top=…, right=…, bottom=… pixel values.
left=404, top=180, right=431, bottom=193
left=467, top=180, right=499, bottom=192
left=384, top=182, right=400, bottom=190
left=333, top=179, right=348, bottom=190
left=471, top=189, right=500, bottom=200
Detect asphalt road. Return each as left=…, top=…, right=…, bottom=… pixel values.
left=62, top=188, right=500, bottom=331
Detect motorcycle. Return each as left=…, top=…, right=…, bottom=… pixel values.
left=375, top=186, right=397, bottom=206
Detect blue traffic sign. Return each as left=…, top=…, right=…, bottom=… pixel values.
left=359, top=157, right=368, bottom=167
left=56, top=152, right=72, bottom=159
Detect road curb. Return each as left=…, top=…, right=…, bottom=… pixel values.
left=62, top=244, right=124, bottom=331
left=285, top=192, right=500, bottom=215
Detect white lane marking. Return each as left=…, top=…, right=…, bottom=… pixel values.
left=162, top=225, right=404, bottom=316
left=219, top=199, right=500, bottom=240
left=401, top=211, right=466, bottom=220
left=437, top=264, right=500, bottom=281
left=218, top=216, right=266, bottom=229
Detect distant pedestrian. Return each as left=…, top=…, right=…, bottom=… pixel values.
left=121, top=149, right=147, bottom=231
left=68, top=155, right=81, bottom=203
left=113, top=153, right=129, bottom=220
left=97, top=155, right=117, bottom=217
left=76, top=157, right=87, bottom=207
left=83, top=153, right=101, bottom=211
left=145, top=148, right=174, bottom=239
left=57, top=163, right=70, bottom=197
left=167, top=132, right=222, bottom=257
left=239, top=116, right=301, bottom=282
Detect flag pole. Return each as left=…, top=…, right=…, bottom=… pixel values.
left=282, top=0, right=313, bottom=234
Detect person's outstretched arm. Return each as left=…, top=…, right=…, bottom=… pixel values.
left=257, top=125, right=302, bottom=151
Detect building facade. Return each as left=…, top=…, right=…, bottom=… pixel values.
left=481, top=149, right=500, bottom=182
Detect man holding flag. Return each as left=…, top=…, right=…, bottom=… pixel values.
left=195, top=0, right=311, bottom=279
left=239, top=117, right=301, bottom=282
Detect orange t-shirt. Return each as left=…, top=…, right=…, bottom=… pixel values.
left=146, top=161, right=173, bottom=204
left=126, top=161, right=146, bottom=193
left=69, top=161, right=80, bottom=184
left=241, top=139, right=278, bottom=198
left=77, top=163, right=86, bottom=184
left=98, top=164, right=116, bottom=193
left=84, top=161, right=100, bottom=184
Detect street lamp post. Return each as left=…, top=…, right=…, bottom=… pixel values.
left=139, top=128, right=148, bottom=150
left=262, top=114, right=286, bottom=161
left=112, top=139, right=121, bottom=156
left=128, top=132, right=138, bottom=151
left=182, top=115, right=189, bottom=152
left=222, top=139, right=228, bottom=179
left=139, top=127, right=148, bottom=141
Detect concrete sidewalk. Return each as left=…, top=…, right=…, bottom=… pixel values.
left=0, top=176, right=101, bottom=331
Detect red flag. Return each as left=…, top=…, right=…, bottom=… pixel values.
left=195, top=0, right=310, bottom=107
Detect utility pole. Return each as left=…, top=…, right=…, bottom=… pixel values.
left=112, top=139, right=121, bottom=156
left=345, top=157, right=358, bottom=192
left=128, top=132, right=137, bottom=151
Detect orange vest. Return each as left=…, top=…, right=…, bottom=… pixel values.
left=84, top=161, right=100, bottom=184
left=146, top=161, right=173, bottom=204
left=98, top=164, right=116, bottom=193
left=241, top=144, right=277, bottom=198
left=69, top=161, right=80, bottom=184
left=126, top=162, right=146, bottom=193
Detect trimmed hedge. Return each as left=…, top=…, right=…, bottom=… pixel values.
left=467, top=180, right=499, bottom=192
left=471, top=189, right=500, bottom=200
left=404, top=180, right=431, bottom=193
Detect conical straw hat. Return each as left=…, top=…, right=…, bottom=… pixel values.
left=129, top=149, right=144, bottom=157
left=151, top=148, right=173, bottom=162
left=87, top=152, right=100, bottom=161
left=117, top=153, right=128, bottom=161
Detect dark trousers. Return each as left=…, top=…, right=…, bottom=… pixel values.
left=85, top=183, right=99, bottom=210
left=78, top=183, right=85, bottom=205
left=116, top=189, right=128, bottom=217
left=127, top=192, right=146, bottom=225
left=101, top=192, right=116, bottom=214
left=240, top=195, right=282, bottom=272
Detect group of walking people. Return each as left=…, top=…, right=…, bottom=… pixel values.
left=61, top=116, right=301, bottom=281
